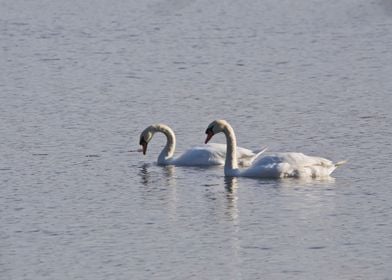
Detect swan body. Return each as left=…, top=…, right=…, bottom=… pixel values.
left=205, top=120, right=346, bottom=178
left=139, top=123, right=265, bottom=167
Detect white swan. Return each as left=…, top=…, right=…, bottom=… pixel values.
left=139, top=123, right=266, bottom=167
left=205, top=120, right=346, bottom=178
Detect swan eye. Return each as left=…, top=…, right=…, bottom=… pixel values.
left=205, top=126, right=214, bottom=134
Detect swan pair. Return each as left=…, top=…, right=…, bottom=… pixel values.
left=139, top=123, right=266, bottom=167
left=139, top=120, right=346, bottom=179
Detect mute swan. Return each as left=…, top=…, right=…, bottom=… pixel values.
left=139, top=123, right=266, bottom=167
left=205, top=120, right=346, bottom=178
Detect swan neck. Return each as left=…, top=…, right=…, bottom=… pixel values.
left=223, top=124, right=239, bottom=173
left=156, top=124, right=176, bottom=164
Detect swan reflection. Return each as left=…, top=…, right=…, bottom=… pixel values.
left=138, top=163, right=151, bottom=186
left=137, top=163, right=178, bottom=221
left=138, top=163, right=177, bottom=187
left=224, top=176, right=239, bottom=223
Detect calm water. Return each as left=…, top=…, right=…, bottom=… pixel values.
left=1, top=0, right=392, bottom=279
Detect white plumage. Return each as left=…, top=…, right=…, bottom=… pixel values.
left=205, top=120, right=346, bottom=178
left=139, top=123, right=266, bottom=167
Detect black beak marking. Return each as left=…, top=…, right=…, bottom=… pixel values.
left=205, top=126, right=214, bottom=134
left=139, top=137, right=147, bottom=146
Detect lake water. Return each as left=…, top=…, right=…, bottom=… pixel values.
left=1, top=0, right=392, bottom=279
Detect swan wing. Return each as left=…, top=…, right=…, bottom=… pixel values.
left=253, top=152, right=333, bottom=167
left=207, top=143, right=267, bottom=167
left=237, top=146, right=268, bottom=166
left=246, top=152, right=341, bottom=178
left=171, top=143, right=265, bottom=167
left=172, top=144, right=225, bottom=166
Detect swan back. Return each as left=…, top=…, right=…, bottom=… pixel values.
left=245, top=152, right=340, bottom=178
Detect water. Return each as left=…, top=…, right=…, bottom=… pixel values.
left=1, top=0, right=392, bottom=279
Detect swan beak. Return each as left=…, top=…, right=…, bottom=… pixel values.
left=139, top=138, right=148, bottom=155
left=141, top=142, right=148, bottom=155
left=205, top=131, right=214, bottom=144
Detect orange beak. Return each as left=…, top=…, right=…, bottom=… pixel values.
left=205, top=131, right=214, bottom=144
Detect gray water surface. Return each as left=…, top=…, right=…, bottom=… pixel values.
left=1, top=0, right=392, bottom=279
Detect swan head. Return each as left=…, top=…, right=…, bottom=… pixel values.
left=139, top=125, right=155, bottom=155
left=205, top=119, right=227, bottom=144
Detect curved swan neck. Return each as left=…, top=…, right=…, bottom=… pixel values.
left=154, top=124, right=176, bottom=164
left=222, top=123, right=239, bottom=174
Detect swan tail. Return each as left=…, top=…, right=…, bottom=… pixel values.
left=335, top=160, right=347, bottom=167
